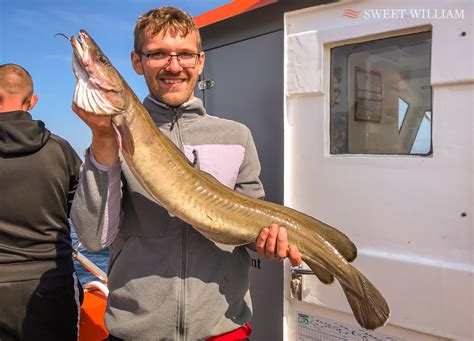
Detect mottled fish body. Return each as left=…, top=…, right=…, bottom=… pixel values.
left=70, top=30, right=390, bottom=330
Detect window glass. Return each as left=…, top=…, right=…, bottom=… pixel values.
left=410, top=111, right=432, bottom=154
left=330, top=31, right=432, bottom=155
left=398, top=97, right=409, bottom=132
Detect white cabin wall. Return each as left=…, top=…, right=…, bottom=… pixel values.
left=283, top=0, right=473, bottom=340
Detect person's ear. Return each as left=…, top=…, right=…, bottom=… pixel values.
left=197, top=51, right=205, bottom=76
left=25, top=94, right=38, bottom=111
left=131, top=51, right=144, bottom=75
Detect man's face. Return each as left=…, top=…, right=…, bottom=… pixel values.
left=131, top=28, right=205, bottom=107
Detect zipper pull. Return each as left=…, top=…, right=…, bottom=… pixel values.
left=192, top=149, right=200, bottom=169
left=170, top=108, right=179, bottom=131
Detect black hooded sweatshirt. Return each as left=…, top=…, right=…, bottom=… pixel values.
left=0, top=110, right=82, bottom=282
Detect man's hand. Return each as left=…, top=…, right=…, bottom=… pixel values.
left=255, top=224, right=303, bottom=266
left=72, top=103, right=119, bottom=166
left=72, top=103, right=115, bottom=136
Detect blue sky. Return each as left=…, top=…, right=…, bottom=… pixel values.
left=0, top=0, right=230, bottom=157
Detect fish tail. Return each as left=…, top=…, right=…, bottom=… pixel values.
left=304, top=246, right=390, bottom=330
left=340, top=269, right=391, bottom=330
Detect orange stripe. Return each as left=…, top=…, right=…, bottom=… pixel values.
left=194, top=0, right=277, bottom=28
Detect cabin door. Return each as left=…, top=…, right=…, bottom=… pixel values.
left=199, top=30, right=286, bottom=341
left=283, top=0, right=473, bottom=340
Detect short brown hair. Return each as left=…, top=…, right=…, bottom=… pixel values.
left=134, top=6, right=202, bottom=53
left=0, top=64, right=34, bottom=103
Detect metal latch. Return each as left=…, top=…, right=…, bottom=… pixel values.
left=290, top=266, right=314, bottom=301
left=198, top=79, right=216, bottom=90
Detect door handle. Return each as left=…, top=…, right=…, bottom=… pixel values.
left=289, top=265, right=314, bottom=300
left=290, top=266, right=314, bottom=275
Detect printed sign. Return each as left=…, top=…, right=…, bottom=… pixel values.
left=354, top=67, right=383, bottom=122
left=297, top=312, right=403, bottom=341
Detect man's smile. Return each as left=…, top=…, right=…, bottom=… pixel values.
left=160, top=76, right=187, bottom=90
left=162, top=78, right=184, bottom=84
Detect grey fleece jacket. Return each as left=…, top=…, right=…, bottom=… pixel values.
left=71, top=97, right=264, bottom=340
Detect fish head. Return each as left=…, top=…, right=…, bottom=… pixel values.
left=71, top=29, right=129, bottom=115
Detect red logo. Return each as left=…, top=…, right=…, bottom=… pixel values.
left=343, top=9, right=361, bottom=18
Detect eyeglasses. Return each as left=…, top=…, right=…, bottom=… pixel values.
left=139, top=51, right=200, bottom=68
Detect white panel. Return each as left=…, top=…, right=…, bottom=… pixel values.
left=285, top=0, right=473, bottom=86
left=286, top=30, right=322, bottom=95
left=283, top=0, right=473, bottom=340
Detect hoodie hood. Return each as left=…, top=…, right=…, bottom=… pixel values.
left=0, top=111, right=51, bottom=157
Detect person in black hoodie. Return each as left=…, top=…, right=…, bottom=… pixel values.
left=0, top=64, right=83, bottom=341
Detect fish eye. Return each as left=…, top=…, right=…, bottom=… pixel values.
left=98, top=54, right=110, bottom=65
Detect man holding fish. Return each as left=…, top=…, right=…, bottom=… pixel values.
left=71, top=6, right=302, bottom=340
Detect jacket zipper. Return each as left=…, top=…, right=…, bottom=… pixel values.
left=170, top=107, right=185, bottom=151
left=178, top=221, right=188, bottom=340
left=170, top=107, right=187, bottom=339
left=170, top=107, right=179, bottom=131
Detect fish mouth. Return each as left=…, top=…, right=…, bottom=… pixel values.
left=72, top=30, right=89, bottom=64
left=71, top=31, right=90, bottom=84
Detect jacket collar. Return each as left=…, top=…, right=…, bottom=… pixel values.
left=143, top=96, right=207, bottom=126
left=0, top=110, right=33, bottom=121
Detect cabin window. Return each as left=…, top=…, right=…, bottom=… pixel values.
left=330, top=31, right=432, bottom=155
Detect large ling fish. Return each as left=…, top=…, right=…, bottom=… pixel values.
left=69, top=29, right=390, bottom=330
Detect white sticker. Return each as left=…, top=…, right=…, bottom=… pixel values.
left=297, top=312, right=403, bottom=341
left=286, top=30, right=322, bottom=96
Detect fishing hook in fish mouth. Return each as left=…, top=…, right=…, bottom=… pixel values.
left=54, top=32, right=71, bottom=41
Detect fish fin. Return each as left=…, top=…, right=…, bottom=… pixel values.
left=341, top=270, right=390, bottom=330
left=270, top=203, right=357, bottom=263
left=313, top=223, right=357, bottom=263
left=112, top=116, right=134, bottom=157
left=306, top=260, right=334, bottom=284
